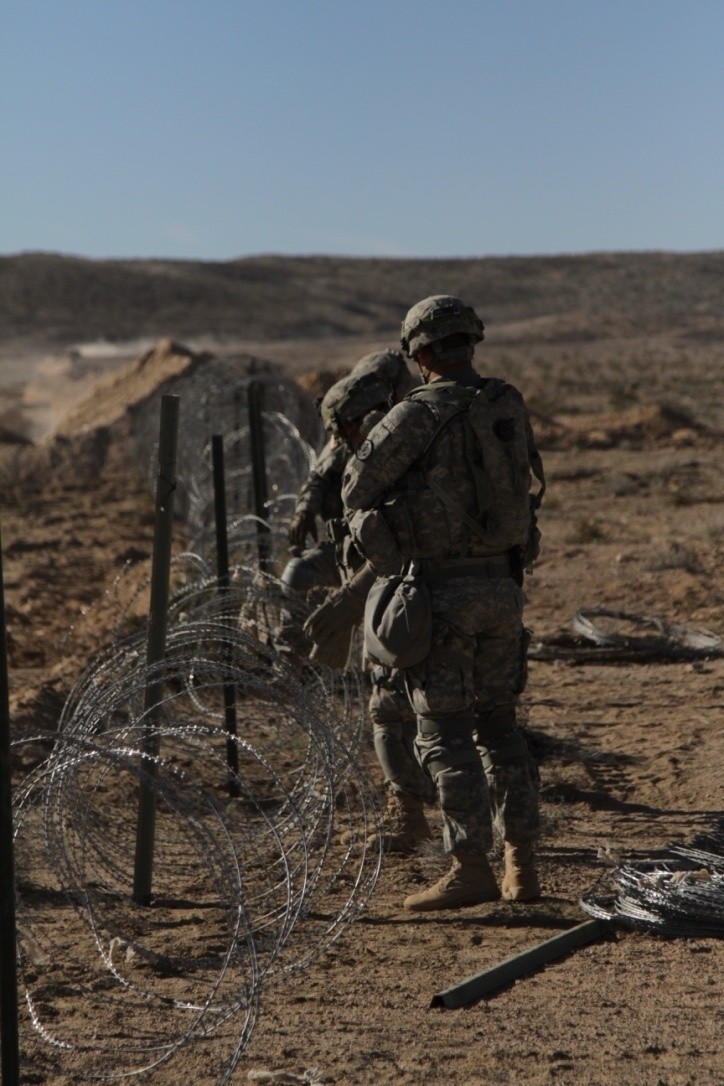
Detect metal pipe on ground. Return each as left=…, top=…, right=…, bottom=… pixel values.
left=431, top=918, right=610, bottom=1009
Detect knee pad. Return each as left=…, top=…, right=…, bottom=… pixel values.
left=416, top=731, right=479, bottom=781
left=475, top=705, right=532, bottom=770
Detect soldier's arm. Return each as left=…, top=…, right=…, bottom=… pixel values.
left=288, top=440, right=346, bottom=546
left=302, top=559, right=376, bottom=652
left=342, top=399, right=435, bottom=510
left=294, top=440, right=346, bottom=517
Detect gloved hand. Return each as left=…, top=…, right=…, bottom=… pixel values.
left=308, top=632, right=353, bottom=670
left=303, top=586, right=364, bottom=668
left=303, top=584, right=366, bottom=647
left=288, top=509, right=318, bottom=548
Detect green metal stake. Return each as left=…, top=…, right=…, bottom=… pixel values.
left=133, top=394, right=180, bottom=906
left=430, top=918, right=609, bottom=1008
left=247, top=381, right=271, bottom=571
left=0, top=520, right=20, bottom=1084
left=211, top=435, right=240, bottom=795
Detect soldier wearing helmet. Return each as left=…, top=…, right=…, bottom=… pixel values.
left=276, top=350, right=415, bottom=666
left=319, top=370, right=392, bottom=449
left=400, top=294, right=485, bottom=372
left=305, top=366, right=437, bottom=852
left=282, top=353, right=437, bottom=852
left=286, top=351, right=414, bottom=553
left=342, top=295, right=543, bottom=911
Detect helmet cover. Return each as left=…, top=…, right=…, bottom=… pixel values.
left=319, top=371, right=391, bottom=436
left=351, top=348, right=414, bottom=399
left=400, top=295, right=484, bottom=358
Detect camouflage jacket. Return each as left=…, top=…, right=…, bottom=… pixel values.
left=294, top=438, right=348, bottom=522
left=342, top=371, right=541, bottom=564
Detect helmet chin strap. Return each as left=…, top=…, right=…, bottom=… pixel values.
left=415, top=358, right=433, bottom=384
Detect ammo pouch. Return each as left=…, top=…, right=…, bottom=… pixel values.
left=347, top=506, right=405, bottom=576
left=363, top=563, right=433, bottom=669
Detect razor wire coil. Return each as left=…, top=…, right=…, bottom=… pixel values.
left=581, top=824, right=724, bottom=937
left=13, top=373, right=381, bottom=1081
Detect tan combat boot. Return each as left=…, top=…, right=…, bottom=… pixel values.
left=501, top=842, right=541, bottom=901
left=339, top=791, right=431, bottom=853
left=403, top=852, right=501, bottom=911
left=374, top=791, right=432, bottom=854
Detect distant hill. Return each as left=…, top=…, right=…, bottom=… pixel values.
left=1, top=250, right=723, bottom=350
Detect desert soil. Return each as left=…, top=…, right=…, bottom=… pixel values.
left=1, top=324, right=724, bottom=1086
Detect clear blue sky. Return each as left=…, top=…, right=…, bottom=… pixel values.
left=2, top=0, right=723, bottom=260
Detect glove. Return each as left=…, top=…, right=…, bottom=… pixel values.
left=288, top=509, right=318, bottom=548
left=303, top=584, right=366, bottom=647
left=303, top=585, right=366, bottom=669
left=309, top=633, right=353, bottom=670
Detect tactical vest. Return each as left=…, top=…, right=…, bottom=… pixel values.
left=378, top=378, right=544, bottom=562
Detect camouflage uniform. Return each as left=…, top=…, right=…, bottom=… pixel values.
left=292, top=438, right=347, bottom=529
left=338, top=562, right=435, bottom=806
left=278, top=350, right=416, bottom=661
left=283, top=435, right=347, bottom=585
left=298, top=358, right=436, bottom=834
left=343, top=373, right=540, bottom=858
left=368, top=666, right=435, bottom=801
left=275, top=438, right=347, bottom=660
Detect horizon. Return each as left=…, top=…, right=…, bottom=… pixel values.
left=4, top=245, right=724, bottom=265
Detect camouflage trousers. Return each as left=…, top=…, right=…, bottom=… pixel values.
left=475, top=706, right=540, bottom=849
left=368, top=667, right=436, bottom=804
left=404, top=574, right=539, bottom=856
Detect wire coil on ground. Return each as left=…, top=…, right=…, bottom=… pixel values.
left=581, top=823, right=724, bottom=937
left=15, top=592, right=380, bottom=1080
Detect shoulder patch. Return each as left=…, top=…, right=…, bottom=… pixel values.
left=355, top=439, right=373, bottom=461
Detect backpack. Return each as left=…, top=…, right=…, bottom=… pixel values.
left=403, top=378, right=545, bottom=567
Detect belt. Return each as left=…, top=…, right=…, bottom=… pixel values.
left=419, top=553, right=512, bottom=583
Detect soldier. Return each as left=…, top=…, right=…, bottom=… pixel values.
left=287, top=348, right=416, bottom=552
left=342, top=295, right=545, bottom=911
left=276, top=350, right=414, bottom=666
left=304, top=386, right=436, bottom=851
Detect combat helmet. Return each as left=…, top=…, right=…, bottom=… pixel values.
left=400, top=295, right=484, bottom=359
left=320, top=370, right=391, bottom=438
left=350, top=348, right=415, bottom=400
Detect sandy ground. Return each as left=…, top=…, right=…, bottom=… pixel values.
left=1, top=329, right=724, bottom=1085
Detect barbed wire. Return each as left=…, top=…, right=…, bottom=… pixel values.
left=184, top=413, right=317, bottom=565
left=135, top=369, right=324, bottom=537
left=529, top=606, right=723, bottom=664
left=581, top=823, right=724, bottom=936
left=58, top=553, right=367, bottom=752
left=12, top=374, right=381, bottom=1080
left=14, top=613, right=380, bottom=1079
left=14, top=729, right=262, bottom=1083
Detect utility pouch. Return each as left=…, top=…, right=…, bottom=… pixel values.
left=363, top=563, right=433, bottom=669
left=347, top=507, right=404, bottom=576
left=326, top=517, right=349, bottom=544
